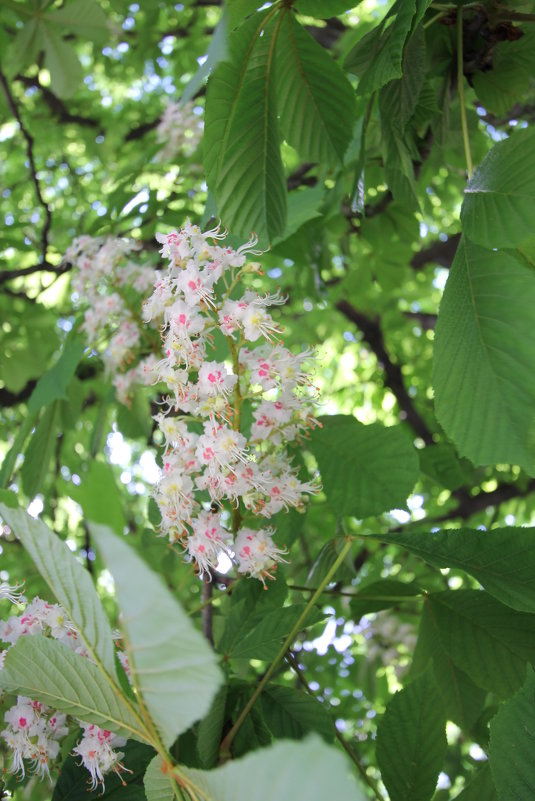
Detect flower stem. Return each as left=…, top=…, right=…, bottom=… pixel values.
left=219, top=536, right=354, bottom=759
left=457, top=7, right=473, bottom=178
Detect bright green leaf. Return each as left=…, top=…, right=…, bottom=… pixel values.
left=378, top=526, right=535, bottom=613
left=275, top=14, right=356, bottom=167
left=260, top=685, right=334, bottom=742
left=204, top=12, right=287, bottom=244
left=433, top=238, right=535, bottom=472
left=295, top=1, right=361, bottom=17
left=0, top=504, right=117, bottom=679
left=376, top=667, right=447, bottom=801
left=0, top=636, right=147, bottom=741
left=144, top=755, right=174, bottom=801
left=489, top=665, right=535, bottom=800
left=69, top=461, right=126, bottom=536
left=462, top=128, right=535, bottom=249
left=45, top=0, right=110, bottom=44
left=0, top=412, right=37, bottom=490
left=182, top=736, right=367, bottom=801
left=90, top=524, right=223, bottom=749
left=309, top=415, right=418, bottom=518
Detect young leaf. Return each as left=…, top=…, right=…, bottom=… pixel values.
left=433, top=238, right=535, bottom=473
left=204, top=11, right=286, bottom=244
left=462, top=128, right=535, bottom=249
left=0, top=504, right=117, bottom=679
left=428, top=590, right=535, bottom=699
left=90, top=524, right=223, bottom=749
left=309, top=415, right=418, bottom=518
left=489, top=666, right=535, bottom=801
left=0, top=636, right=147, bottom=741
left=275, top=14, right=356, bottom=167
left=379, top=526, right=535, bottom=613
left=181, top=736, right=368, bottom=801
left=376, top=667, right=446, bottom=801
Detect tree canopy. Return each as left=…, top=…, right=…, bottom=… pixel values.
left=1, top=1, right=535, bottom=800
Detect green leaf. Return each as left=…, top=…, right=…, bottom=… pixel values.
left=144, top=756, right=174, bottom=801
left=275, top=14, right=356, bottom=167
left=376, top=666, right=447, bottom=801
left=350, top=579, right=421, bottom=617
left=272, top=185, right=324, bottom=245
left=20, top=401, right=60, bottom=498
left=197, top=686, right=228, bottom=768
left=461, top=128, right=535, bottom=249
left=3, top=18, right=44, bottom=78
left=0, top=412, right=37, bottom=490
left=42, top=25, right=83, bottom=99
left=204, top=11, right=287, bottom=244
left=182, top=736, right=368, bottom=801
left=433, top=238, right=535, bottom=472
left=489, top=666, right=535, bottom=800
left=344, top=0, right=417, bottom=95
left=232, top=697, right=271, bottom=757
left=410, top=603, right=486, bottom=730
left=379, top=27, right=426, bottom=130
left=453, top=764, right=498, bottom=801
left=52, top=739, right=155, bottom=801
left=181, top=15, right=228, bottom=104
left=295, top=1, right=360, bottom=16
left=219, top=602, right=322, bottom=661
left=28, top=336, right=84, bottom=413
left=69, top=461, right=126, bottom=536
left=309, top=415, right=418, bottom=517
left=0, top=504, right=117, bottom=679
left=427, top=590, right=535, bottom=698
left=90, top=524, right=223, bottom=749
left=0, top=636, right=146, bottom=741
left=382, top=124, right=419, bottom=207
left=226, top=0, right=261, bottom=31
left=260, top=685, right=334, bottom=742
left=378, top=526, right=535, bottom=614
left=307, top=538, right=356, bottom=586
left=419, top=443, right=469, bottom=491
left=45, top=0, right=110, bottom=44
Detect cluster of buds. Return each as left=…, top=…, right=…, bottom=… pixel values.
left=155, top=100, right=204, bottom=162
left=146, top=222, right=320, bottom=583
left=68, top=236, right=159, bottom=404
left=0, top=597, right=129, bottom=788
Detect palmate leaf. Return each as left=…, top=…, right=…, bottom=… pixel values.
left=260, top=685, right=334, bottom=742
left=376, top=667, right=447, bottom=801
left=309, top=415, right=418, bottom=518
left=275, top=14, right=356, bottom=167
left=0, top=504, right=117, bottom=679
left=91, top=524, right=223, bottom=749
left=461, top=128, right=535, bottom=249
left=433, top=237, right=535, bottom=473
left=428, top=590, right=535, bottom=699
left=489, top=666, right=535, bottom=800
left=378, top=526, right=535, bottom=613
left=204, top=11, right=286, bottom=245
left=0, top=636, right=147, bottom=741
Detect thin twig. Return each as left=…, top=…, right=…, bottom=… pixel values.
left=0, top=69, right=53, bottom=263
left=201, top=573, right=214, bottom=646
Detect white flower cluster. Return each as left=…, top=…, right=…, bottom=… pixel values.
left=146, top=222, right=320, bottom=583
left=155, top=100, right=204, bottom=162
left=0, top=597, right=128, bottom=788
left=68, top=236, right=159, bottom=404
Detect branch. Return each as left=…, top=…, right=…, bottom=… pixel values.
left=438, top=479, right=535, bottom=523
left=336, top=299, right=435, bottom=445
left=0, top=261, right=70, bottom=286
left=410, top=233, right=461, bottom=270
left=0, top=70, right=52, bottom=264
left=15, top=76, right=101, bottom=129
